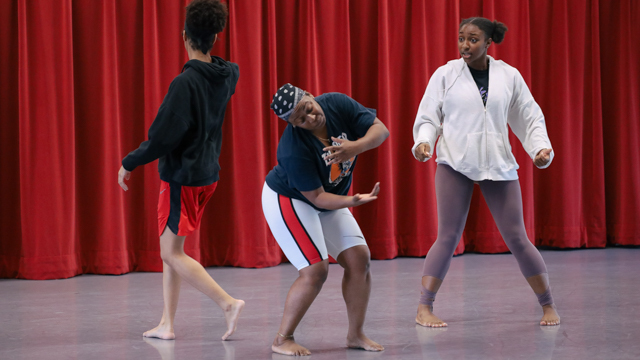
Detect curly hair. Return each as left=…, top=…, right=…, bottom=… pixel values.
left=459, top=17, right=508, bottom=44
left=184, top=0, right=228, bottom=54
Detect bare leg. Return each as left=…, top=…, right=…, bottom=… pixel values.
left=143, top=261, right=181, bottom=339
left=272, top=260, right=329, bottom=356
left=417, top=164, right=474, bottom=328
left=527, top=274, right=560, bottom=326
left=335, top=245, right=383, bottom=351
left=148, top=227, right=245, bottom=340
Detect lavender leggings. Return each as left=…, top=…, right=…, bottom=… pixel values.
left=421, top=164, right=552, bottom=306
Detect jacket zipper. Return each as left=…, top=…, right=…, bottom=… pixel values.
left=484, top=107, right=488, bottom=170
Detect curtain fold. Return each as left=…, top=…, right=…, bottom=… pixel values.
left=0, top=0, right=637, bottom=280
left=599, top=0, right=640, bottom=245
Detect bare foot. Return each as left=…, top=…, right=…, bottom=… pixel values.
left=346, top=333, right=384, bottom=351
left=272, top=335, right=311, bottom=356
left=143, top=323, right=176, bottom=340
left=540, top=304, right=560, bottom=326
left=222, top=299, right=245, bottom=340
left=416, top=304, right=448, bottom=328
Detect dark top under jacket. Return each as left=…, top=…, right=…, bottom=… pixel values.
left=468, top=64, right=489, bottom=105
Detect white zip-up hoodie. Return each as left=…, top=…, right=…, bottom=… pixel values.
left=412, top=56, right=554, bottom=181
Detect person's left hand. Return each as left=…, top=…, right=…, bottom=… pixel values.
left=534, top=148, right=552, bottom=167
left=323, top=137, right=361, bottom=165
left=118, top=166, right=131, bottom=191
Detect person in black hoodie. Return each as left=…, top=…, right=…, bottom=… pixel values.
left=118, top=0, right=244, bottom=341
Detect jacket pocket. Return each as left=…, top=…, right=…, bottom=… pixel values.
left=487, top=132, right=513, bottom=169
left=459, top=132, right=483, bottom=169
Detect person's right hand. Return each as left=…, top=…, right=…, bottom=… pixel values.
left=118, top=166, right=131, bottom=191
left=352, top=182, right=380, bottom=206
left=414, top=142, right=431, bottom=162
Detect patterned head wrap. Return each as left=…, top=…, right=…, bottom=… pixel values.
left=270, top=83, right=306, bottom=121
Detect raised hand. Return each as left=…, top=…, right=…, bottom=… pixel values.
left=323, top=137, right=361, bottom=165
left=414, top=142, right=431, bottom=162
left=352, top=182, right=380, bottom=206
left=118, top=166, right=131, bottom=191
left=534, top=148, right=552, bottom=167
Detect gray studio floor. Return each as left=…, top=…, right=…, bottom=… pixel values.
left=1, top=248, right=639, bottom=360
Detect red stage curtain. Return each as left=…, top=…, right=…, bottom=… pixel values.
left=0, top=0, right=638, bottom=280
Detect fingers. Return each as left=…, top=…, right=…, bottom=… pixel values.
left=422, top=148, right=431, bottom=159
left=118, top=166, right=130, bottom=191
left=534, top=148, right=552, bottom=167
left=370, top=182, right=380, bottom=196
left=415, top=143, right=431, bottom=162
left=322, top=137, right=345, bottom=152
left=118, top=177, right=129, bottom=191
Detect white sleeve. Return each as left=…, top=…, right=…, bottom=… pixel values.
left=412, top=69, right=444, bottom=162
left=507, top=69, right=555, bottom=169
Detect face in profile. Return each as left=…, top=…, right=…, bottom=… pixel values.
left=288, top=94, right=326, bottom=131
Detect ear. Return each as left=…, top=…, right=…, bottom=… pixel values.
left=182, top=30, right=187, bottom=42
left=486, top=38, right=492, bottom=48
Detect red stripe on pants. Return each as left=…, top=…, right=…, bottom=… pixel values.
left=278, top=195, right=322, bottom=265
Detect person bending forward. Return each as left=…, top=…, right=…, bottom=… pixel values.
left=263, top=84, right=389, bottom=356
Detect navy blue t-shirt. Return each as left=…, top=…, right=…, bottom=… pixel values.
left=265, top=93, right=376, bottom=211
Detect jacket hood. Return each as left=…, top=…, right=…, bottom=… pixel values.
left=182, top=56, right=234, bottom=84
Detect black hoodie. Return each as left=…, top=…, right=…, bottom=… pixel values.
left=122, top=56, right=239, bottom=186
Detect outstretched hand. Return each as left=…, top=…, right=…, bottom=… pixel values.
left=534, top=148, right=552, bottom=167
left=323, top=137, right=361, bottom=165
left=352, top=182, right=380, bottom=207
left=414, top=143, right=431, bottom=162
left=118, top=166, right=131, bottom=191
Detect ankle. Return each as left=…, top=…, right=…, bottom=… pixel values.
left=274, top=332, right=294, bottom=345
left=221, top=298, right=237, bottom=311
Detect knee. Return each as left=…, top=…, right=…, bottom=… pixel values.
left=344, top=256, right=370, bottom=277
left=301, top=264, right=329, bottom=287
left=503, top=233, right=532, bottom=253
left=160, top=248, right=181, bottom=266
left=430, top=235, right=460, bottom=255
left=160, top=249, right=173, bottom=265
left=338, top=245, right=371, bottom=276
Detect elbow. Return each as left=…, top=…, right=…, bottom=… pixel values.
left=376, top=121, right=390, bottom=143
left=382, top=127, right=390, bottom=141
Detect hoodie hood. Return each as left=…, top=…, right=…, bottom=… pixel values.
left=182, top=56, right=234, bottom=84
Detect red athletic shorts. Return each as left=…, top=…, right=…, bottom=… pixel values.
left=157, top=180, right=218, bottom=236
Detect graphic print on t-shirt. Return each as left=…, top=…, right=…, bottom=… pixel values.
left=479, top=86, right=488, bottom=104
left=321, top=132, right=355, bottom=187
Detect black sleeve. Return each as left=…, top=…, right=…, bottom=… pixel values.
left=121, top=80, right=190, bottom=171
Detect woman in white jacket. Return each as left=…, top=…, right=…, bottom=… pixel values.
left=412, top=17, right=560, bottom=327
